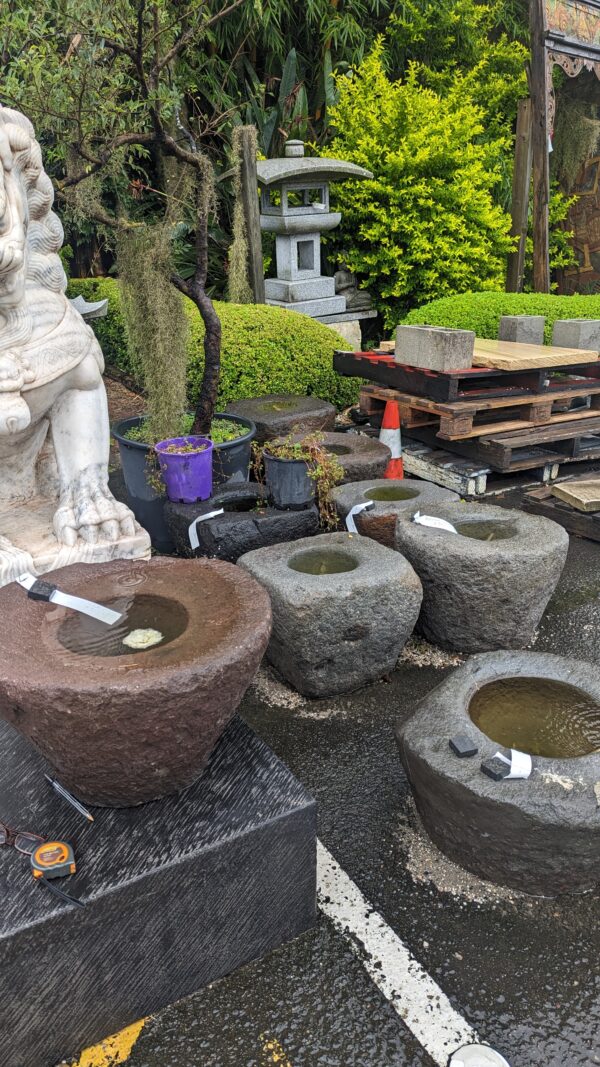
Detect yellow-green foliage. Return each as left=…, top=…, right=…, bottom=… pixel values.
left=67, top=278, right=359, bottom=409
left=325, top=42, right=514, bottom=329
left=404, top=291, right=600, bottom=342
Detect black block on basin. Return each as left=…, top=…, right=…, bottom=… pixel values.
left=0, top=718, right=317, bottom=1067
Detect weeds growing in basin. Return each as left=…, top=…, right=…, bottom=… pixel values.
left=159, top=441, right=209, bottom=455
left=253, top=432, right=343, bottom=530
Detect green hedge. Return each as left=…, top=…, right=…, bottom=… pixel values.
left=68, top=278, right=359, bottom=409
left=404, top=291, right=600, bottom=343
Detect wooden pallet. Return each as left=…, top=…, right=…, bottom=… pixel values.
left=523, top=477, right=600, bottom=541
left=359, top=382, right=600, bottom=441
left=379, top=336, right=600, bottom=370
left=403, top=423, right=600, bottom=476
left=334, top=349, right=600, bottom=402
left=401, top=437, right=490, bottom=496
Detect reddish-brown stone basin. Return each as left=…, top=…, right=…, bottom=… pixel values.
left=0, top=558, right=271, bottom=806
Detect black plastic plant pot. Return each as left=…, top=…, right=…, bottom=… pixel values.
left=112, top=416, right=174, bottom=553
left=211, top=413, right=256, bottom=487
left=264, top=452, right=315, bottom=511
left=112, top=413, right=257, bottom=551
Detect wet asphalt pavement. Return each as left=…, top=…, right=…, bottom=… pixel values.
left=114, top=530, right=600, bottom=1067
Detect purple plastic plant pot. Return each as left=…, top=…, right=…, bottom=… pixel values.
left=155, top=436, right=214, bottom=503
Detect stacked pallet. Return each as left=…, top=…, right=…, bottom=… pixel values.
left=334, top=343, right=600, bottom=479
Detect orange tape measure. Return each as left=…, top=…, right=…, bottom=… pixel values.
left=30, top=840, right=76, bottom=880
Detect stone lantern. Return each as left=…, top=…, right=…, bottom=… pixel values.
left=256, top=140, right=376, bottom=342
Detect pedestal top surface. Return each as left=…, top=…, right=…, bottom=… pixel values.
left=0, top=717, right=314, bottom=933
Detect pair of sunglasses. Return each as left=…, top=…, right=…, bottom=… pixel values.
left=0, top=821, right=44, bottom=856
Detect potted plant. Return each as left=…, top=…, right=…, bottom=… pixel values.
left=257, top=433, right=344, bottom=528
left=155, top=435, right=214, bottom=503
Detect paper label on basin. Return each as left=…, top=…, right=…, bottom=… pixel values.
left=494, top=749, right=532, bottom=780
left=346, top=501, right=374, bottom=534
left=188, top=509, right=225, bottom=550
left=413, top=511, right=458, bottom=533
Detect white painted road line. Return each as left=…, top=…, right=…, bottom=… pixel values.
left=317, top=841, right=478, bottom=1066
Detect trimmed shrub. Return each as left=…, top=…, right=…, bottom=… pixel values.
left=404, top=291, right=600, bottom=343
left=68, top=278, right=359, bottom=409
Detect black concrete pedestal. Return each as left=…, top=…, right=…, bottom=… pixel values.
left=0, top=718, right=317, bottom=1067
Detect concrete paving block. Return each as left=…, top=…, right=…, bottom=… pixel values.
left=395, top=325, right=474, bottom=372
left=551, top=318, right=600, bottom=352
left=499, top=315, right=545, bottom=345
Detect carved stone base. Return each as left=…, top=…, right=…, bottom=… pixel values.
left=0, top=494, right=150, bottom=586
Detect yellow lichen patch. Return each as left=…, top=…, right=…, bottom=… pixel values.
left=260, top=1034, right=294, bottom=1066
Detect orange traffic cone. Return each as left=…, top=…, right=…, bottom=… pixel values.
left=379, top=400, right=404, bottom=478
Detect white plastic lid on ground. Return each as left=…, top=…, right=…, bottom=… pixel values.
left=449, top=1044, right=511, bottom=1067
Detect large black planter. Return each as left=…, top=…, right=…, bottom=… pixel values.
left=263, top=452, right=315, bottom=510
left=112, top=413, right=256, bottom=551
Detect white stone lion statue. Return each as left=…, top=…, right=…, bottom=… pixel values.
left=0, top=105, right=150, bottom=585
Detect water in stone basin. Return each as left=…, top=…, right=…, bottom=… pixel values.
left=288, top=549, right=359, bottom=575
left=325, top=444, right=352, bottom=456
left=455, top=520, right=516, bottom=542
left=469, top=677, right=600, bottom=758
left=57, top=594, right=189, bottom=657
left=365, top=486, right=419, bottom=501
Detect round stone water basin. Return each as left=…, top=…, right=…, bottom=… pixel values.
left=330, top=479, right=458, bottom=547
left=394, top=502, right=568, bottom=652
left=397, top=651, right=600, bottom=895
left=0, top=558, right=271, bottom=806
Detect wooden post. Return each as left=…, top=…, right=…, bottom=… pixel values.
left=529, top=0, right=551, bottom=292
left=506, top=98, right=533, bottom=292
left=238, top=126, right=265, bottom=303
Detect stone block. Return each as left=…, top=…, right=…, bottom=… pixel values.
left=225, top=396, right=336, bottom=443
left=0, top=717, right=317, bottom=1067
left=165, top=483, right=320, bottom=561
left=275, top=233, right=321, bottom=281
left=551, top=318, right=600, bottom=351
left=265, top=276, right=336, bottom=302
left=498, top=315, right=545, bottom=345
left=238, top=531, right=422, bottom=697
left=267, top=296, right=346, bottom=317
left=395, top=324, right=474, bottom=372
left=393, top=501, right=568, bottom=652
left=324, top=318, right=362, bottom=348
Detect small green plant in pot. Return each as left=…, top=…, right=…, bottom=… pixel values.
left=257, top=433, right=343, bottom=529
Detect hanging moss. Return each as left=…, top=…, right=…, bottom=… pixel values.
left=227, top=126, right=253, bottom=304
left=117, top=226, right=189, bottom=443
left=552, top=96, right=600, bottom=191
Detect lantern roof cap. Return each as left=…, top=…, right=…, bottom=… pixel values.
left=256, top=140, right=372, bottom=187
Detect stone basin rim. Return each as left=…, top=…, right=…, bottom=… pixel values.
left=0, top=557, right=270, bottom=693
left=401, top=651, right=600, bottom=791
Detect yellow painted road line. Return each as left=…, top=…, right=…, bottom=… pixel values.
left=261, top=1034, right=293, bottom=1066
left=73, top=1018, right=147, bottom=1067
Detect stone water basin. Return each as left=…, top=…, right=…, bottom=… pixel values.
left=0, top=558, right=271, bottom=806
left=397, top=651, right=600, bottom=895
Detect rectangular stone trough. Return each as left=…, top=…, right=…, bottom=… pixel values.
left=0, top=718, right=317, bottom=1067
